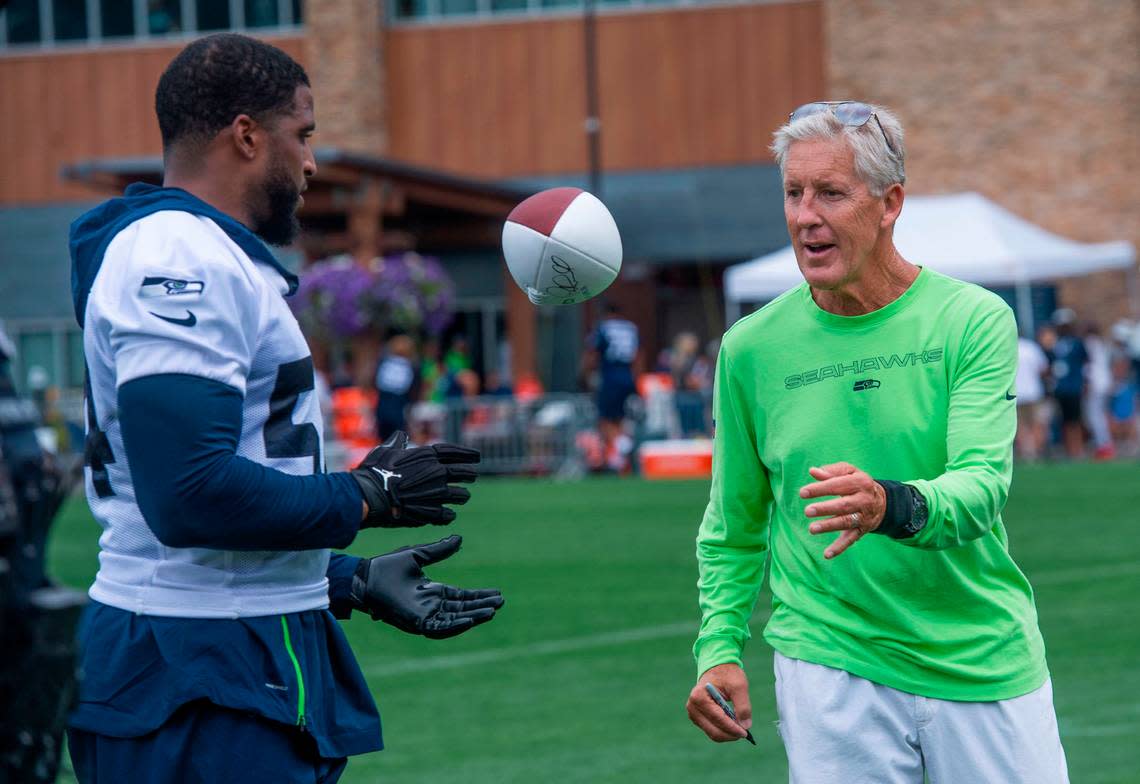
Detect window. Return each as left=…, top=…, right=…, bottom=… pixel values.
left=5, top=0, right=41, bottom=45
left=16, top=332, right=56, bottom=390
left=390, top=0, right=739, bottom=22
left=101, top=0, right=135, bottom=37
left=3, top=321, right=88, bottom=395
left=439, top=0, right=477, bottom=14
left=147, top=0, right=181, bottom=35
left=66, top=330, right=86, bottom=390
left=245, top=0, right=278, bottom=27
left=0, top=0, right=302, bottom=49
left=53, top=0, right=88, bottom=40
left=393, top=0, right=431, bottom=18
left=195, top=0, right=229, bottom=31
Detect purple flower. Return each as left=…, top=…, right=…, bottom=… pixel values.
left=291, top=253, right=455, bottom=339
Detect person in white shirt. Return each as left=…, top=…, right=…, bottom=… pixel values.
left=1082, top=322, right=1115, bottom=459
left=1015, top=334, right=1050, bottom=460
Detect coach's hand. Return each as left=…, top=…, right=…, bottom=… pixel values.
left=349, top=535, right=504, bottom=639
left=800, top=461, right=887, bottom=559
left=351, top=431, right=480, bottom=528
left=687, top=663, right=752, bottom=742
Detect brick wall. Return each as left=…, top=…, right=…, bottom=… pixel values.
left=303, top=0, right=387, bottom=154
left=826, top=0, right=1139, bottom=326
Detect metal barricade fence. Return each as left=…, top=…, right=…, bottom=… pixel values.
left=408, top=394, right=598, bottom=478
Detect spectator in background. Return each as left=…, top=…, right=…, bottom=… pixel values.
left=445, top=368, right=480, bottom=400
left=1129, top=325, right=1140, bottom=387
left=691, top=338, right=718, bottom=392
left=1034, top=323, right=1059, bottom=455
left=444, top=336, right=472, bottom=374
left=586, top=302, right=640, bottom=471
left=1015, top=332, right=1050, bottom=461
left=1036, top=322, right=1057, bottom=359
left=483, top=369, right=513, bottom=397
left=1050, top=308, right=1088, bottom=458
left=1111, top=319, right=1140, bottom=395
left=667, top=332, right=699, bottom=385
left=330, top=349, right=355, bottom=390
left=691, top=339, right=719, bottom=435
left=1083, top=322, right=1115, bottom=460
left=419, top=337, right=447, bottom=403
left=1109, top=353, right=1138, bottom=456
left=374, top=334, right=419, bottom=441
left=669, top=332, right=706, bottom=437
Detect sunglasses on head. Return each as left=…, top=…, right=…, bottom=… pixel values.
left=789, top=101, right=899, bottom=158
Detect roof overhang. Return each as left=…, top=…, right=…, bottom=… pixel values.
left=61, top=148, right=532, bottom=256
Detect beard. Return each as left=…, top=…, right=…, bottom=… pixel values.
left=250, top=158, right=302, bottom=247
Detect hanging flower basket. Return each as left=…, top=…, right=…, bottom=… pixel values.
left=290, top=253, right=456, bottom=341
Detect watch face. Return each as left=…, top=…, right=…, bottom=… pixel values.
left=910, top=492, right=929, bottom=531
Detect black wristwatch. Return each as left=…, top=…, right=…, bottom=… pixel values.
left=875, top=480, right=929, bottom=540
left=901, top=485, right=928, bottom=538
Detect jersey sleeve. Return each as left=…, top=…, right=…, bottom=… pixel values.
left=93, top=214, right=262, bottom=393
left=906, top=299, right=1017, bottom=550
left=326, top=553, right=364, bottom=619
left=693, top=343, right=773, bottom=676
left=119, top=374, right=363, bottom=552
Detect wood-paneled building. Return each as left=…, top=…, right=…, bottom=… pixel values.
left=12, top=1, right=1130, bottom=396
left=0, top=0, right=820, bottom=393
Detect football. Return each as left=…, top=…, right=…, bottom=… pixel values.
left=501, top=187, right=622, bottom=306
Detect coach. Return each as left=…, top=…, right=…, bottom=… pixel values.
left=685, top=101, right=1069, bottom=783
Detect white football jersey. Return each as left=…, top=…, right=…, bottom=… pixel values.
left=83, top=211, right=329, bottom=618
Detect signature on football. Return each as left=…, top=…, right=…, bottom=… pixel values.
left=543, top=255, right=588, bottom=304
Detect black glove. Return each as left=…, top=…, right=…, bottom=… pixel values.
left=351, top=431, right=480, bottom=528
left=348, top=535, right=504, bottom=639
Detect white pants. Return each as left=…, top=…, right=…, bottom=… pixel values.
left=773, top=653, right=1070, bottom=784
left=1084, top=389, right=1112, bottom=448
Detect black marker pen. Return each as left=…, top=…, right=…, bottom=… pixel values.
left=705, top=682, right=756, bottom=745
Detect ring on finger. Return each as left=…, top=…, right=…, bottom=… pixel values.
left=849, top=511, right=862, bottom=530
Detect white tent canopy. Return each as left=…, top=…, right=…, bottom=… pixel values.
left=724, top=192, right=1137, bottom=330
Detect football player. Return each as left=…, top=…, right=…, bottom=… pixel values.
left=66, top=33, right=502, bottom=783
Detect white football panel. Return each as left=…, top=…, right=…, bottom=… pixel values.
left=501, top=221, right=548, bottom=292
left=548, top=192, right=623, bottom=274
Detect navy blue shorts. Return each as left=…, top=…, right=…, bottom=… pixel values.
left=1055, top=393, right=1082, bottom=424
left=598, top=380, right=636, bottom=422
left=68, top=699, right=348, bottom=784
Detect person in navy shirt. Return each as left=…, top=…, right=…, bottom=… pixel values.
left=375, top=334, right=419, bottom=440
left=587, top=303, right=640, bottom=471
left=1050, top=309, right=1089, bottom=458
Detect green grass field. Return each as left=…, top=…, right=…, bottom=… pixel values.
left=47, top=463, right=1140, bottom=783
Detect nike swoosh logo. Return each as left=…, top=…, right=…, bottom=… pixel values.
left=150, top=310, right=197, bottom=327
left=1005, top=392, right=1017, bottom=401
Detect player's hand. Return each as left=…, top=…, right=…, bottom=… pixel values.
left=349, top=535, right=504, bottom=639
left=686, top=663, right=752, bottom=742
left=800, top=461, right=887, bottom=559
left=351, top=431, right=480, bottom=528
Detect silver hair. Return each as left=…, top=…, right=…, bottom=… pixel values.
left=770, top=103, right=906, bottom=196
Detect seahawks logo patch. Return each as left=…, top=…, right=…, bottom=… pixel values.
left=139, top=276, right=205, bottom=298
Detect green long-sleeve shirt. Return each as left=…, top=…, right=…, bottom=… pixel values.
left=695, top=267, right=1048, bottom=701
